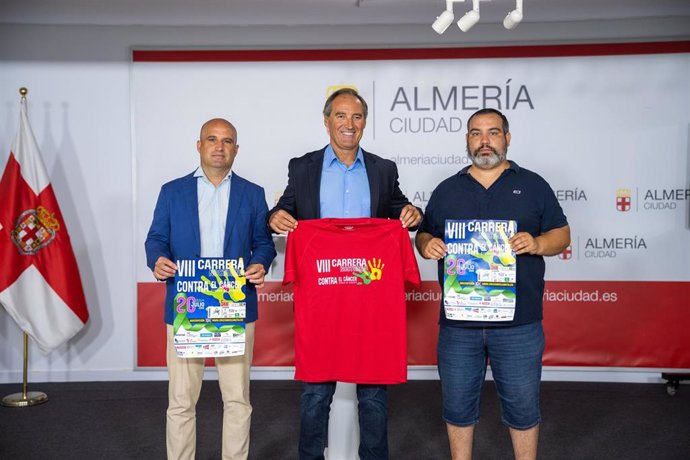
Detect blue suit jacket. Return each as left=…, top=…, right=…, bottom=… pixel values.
left=268, top=146, right=418, bottom=221
left=145, top=171, right=276, bottom=325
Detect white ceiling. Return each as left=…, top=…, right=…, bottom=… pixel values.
left=2, top=0, right=690, bottom=27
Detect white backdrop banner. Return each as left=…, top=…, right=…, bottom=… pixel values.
left=132, top=44, right=690, bottom=369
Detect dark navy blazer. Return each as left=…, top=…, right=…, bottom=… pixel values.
left=268, top=146, right=416, bottom=221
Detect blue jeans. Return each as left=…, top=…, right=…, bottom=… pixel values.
left=437, top=322, right=544, bottom=429
left=299, top=382, right=388, bottom=460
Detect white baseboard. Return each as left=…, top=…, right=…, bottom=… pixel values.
left=1, top=366, right=686, bottom=384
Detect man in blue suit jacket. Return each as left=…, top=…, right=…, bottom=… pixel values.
left=145, top=118, right=276, bottom=460
left=268, top=88, right=421, bottom=460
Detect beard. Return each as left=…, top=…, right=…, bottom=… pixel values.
left=466, top=144, right=507, bottom=169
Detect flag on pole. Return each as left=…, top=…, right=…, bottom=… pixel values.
left=0, top=95, right=89, bottom=351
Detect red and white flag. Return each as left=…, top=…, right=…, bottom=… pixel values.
left=0, top=98, right=89, bottom=351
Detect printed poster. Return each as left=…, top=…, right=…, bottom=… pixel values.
left=444, top=219, right=517, bottom=321
left=173, top=258, right=247, bottom=358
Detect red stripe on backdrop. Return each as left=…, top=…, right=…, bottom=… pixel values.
left=253, top=284, right=296, bottom=366
left=132, top=41, right=690, bottom=63
left=542, top=281, right=690, bottom=368
left=137, top=280, right=690, bottom=369
left=136, top=283, right=167, bottom=367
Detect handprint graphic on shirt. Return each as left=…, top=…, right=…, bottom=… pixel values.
left=367, top=258, right=384, bottom=280
left=353, top=270, right=372, bottom=285
left=353, top=258, right=385, bottom=285
left=200, top=265, right=246, bottom=303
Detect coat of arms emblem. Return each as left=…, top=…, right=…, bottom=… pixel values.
left=11, top=205, right=60, bottom=255
left=558, top=245, right=572, bottom=260
left=616, top=188, right=631, bottom=212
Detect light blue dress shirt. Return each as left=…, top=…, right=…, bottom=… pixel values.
left=195, top=167, right=231, bottom=257
left=319, top=145, right=371, bottom=218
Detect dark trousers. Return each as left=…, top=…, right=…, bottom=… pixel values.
left=298, top=382, right=389, bottom=460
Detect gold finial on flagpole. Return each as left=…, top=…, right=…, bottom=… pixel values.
left=19, top=87, right=28, bottom=100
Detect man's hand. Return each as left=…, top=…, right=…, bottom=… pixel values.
left=153, top=256, right=177, bottom=281
left=269, top=209, right=298, bottom=234
left=245, top=263, right=267, bottom=289
left=509, top=225, right=570, bottom=256
left=400, top=204, right=422, bottom=228
left=415, top=232, right=447, bottom=260
left=509, top=232, right=539, bottom=256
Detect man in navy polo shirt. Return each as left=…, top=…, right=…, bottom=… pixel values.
left=416, top=108, right=570, bottom=460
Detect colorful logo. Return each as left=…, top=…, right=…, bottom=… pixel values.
left=616, top=188, right=631, bottom=212
left=11, top=206, right=60, bottom=255
left=353, top=258, right=384, bottom=285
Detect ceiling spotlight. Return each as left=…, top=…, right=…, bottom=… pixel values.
left=432, top=0, right=463, bottom=35
left=457, top=0, right=480, bottom=32
left=432, top=9, right=455, bottom=34
left=503, top=0, right=523, bottom=30
left=434, top=0, right=518, bottom=34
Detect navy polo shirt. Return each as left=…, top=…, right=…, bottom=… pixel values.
left=419, top=160, right=568, bottom=327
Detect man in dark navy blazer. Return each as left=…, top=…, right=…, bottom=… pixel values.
left=145, top=118, right=276, bottom=460
left=268, top=88, right=421, bottom=460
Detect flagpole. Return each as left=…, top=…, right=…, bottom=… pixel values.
left=1, top=333, right=49, bottom=407
left=1, top=88, right=49, bottom=408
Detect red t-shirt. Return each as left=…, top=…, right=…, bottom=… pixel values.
left=284, top=218, right=421, bottom=384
